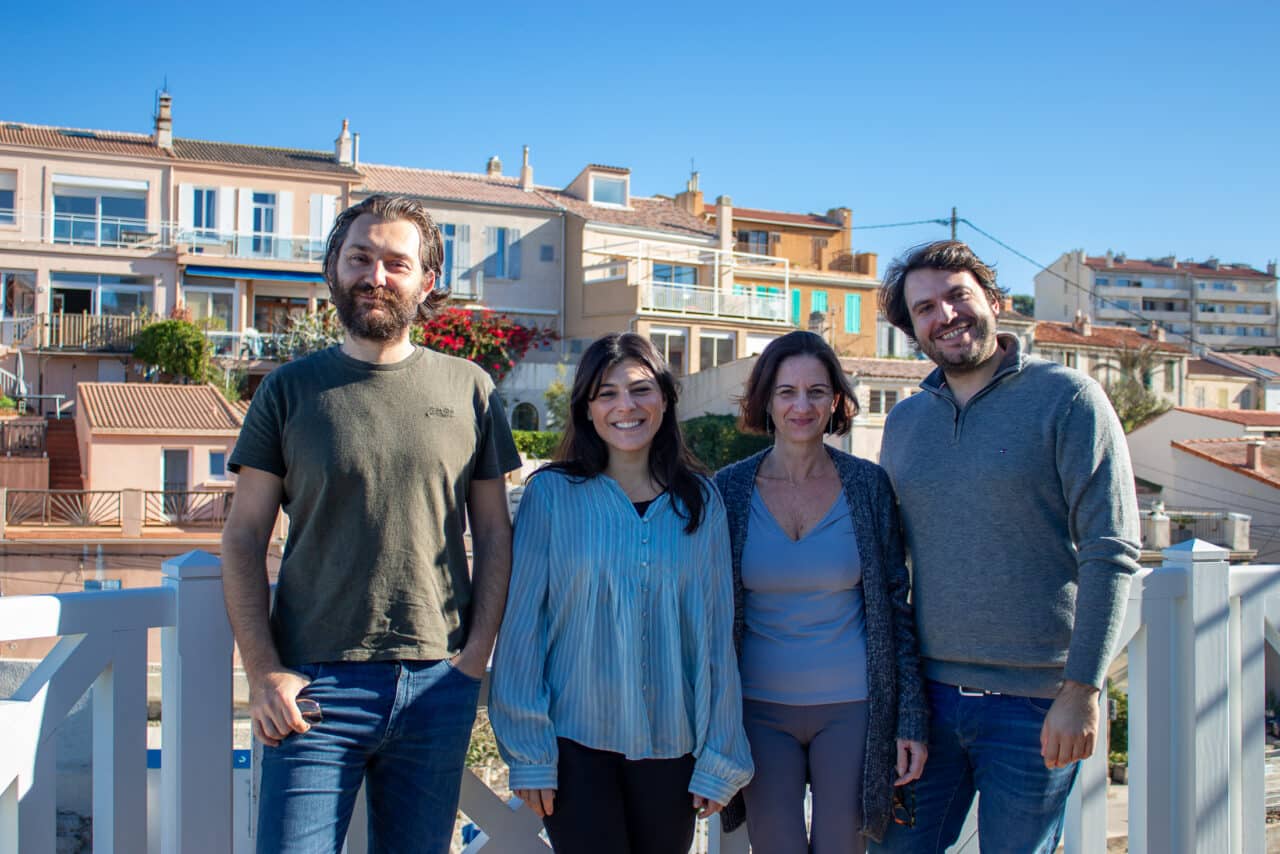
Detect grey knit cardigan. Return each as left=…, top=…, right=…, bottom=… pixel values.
left=714, top=445, right=928, bottom=843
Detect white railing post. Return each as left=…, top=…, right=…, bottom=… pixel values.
left=1063, top=688, right=1109, bottom=852
left=1169, top=538, right=1233, bottom=853
left=706, top=822, right=750, bottom=854
left=92, top=627, right=148, bottom=854
left=1129, top=581, right=1179, bottom=854
left=161, top=550, right=234, bottom=854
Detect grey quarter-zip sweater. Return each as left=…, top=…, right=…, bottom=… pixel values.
left=879, top=334, right=1140, bottom=698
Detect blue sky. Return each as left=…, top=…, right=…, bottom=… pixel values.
left=3, top=1, right=1276, bottom=296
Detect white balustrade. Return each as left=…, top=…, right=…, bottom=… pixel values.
left=3, top=542, right=1279, bottom=852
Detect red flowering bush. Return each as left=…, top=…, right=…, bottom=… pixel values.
left=415, top=307, right=558, bottom=383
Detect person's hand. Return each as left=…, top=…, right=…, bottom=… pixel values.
left=449, top=650, right=487, bottom=681
left=692, top=795, right=724, bottom=819
left=1040, top=680, right=1100, bottom=768
left=249, top=668, right=312, bottom=747
left=894, top=738, right=928, bottom=785
left=515, top=788, right=556, bottom=818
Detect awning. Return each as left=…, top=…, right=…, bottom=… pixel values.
left=183, top=265, right=325, bottom=284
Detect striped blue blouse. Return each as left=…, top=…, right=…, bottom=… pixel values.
left=489, top=469, right=754, bottom=806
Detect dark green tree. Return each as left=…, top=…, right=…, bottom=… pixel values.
left=133, top=320, right=213, bottom=384
left=1099, top=344, right=1171, bottom=432
left=1011, top=294, right=1035, bottom=316
left=680, top=414, right=772, bottom=471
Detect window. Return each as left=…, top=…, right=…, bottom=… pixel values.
left=209, top=451, right=227, bottom=479
left=649, top=327, right=688, bottom=374
left=1095, top=277, right=1110, bottom=286
left=590, top=175, right=627, bottom=206
left=1, top=270, right=36, bottom=317
left=512, top=402, right=539, bottom=431
left=540, top=244, right=554, bottom=262
left=1242, top=389, right=1253, bottom=409
left=699, top=331, right=735, bottom=370
left=251, top=192, right=276, bottom=256
left=439, top=223, right=473, bottom=293
left=653, top=263, right=696, bottom=285
left=844, top=293, right=862, bottom=333
left=737, top=230, right=769, bottom=255
left=51, top=273, right=152, bottom=315
left=0, top=171, right=14, bottom=225
left=868, top=390, right=899, bottom=414
left=811, top=290, right=828, bottom=315
left=791, top=290, right=801, bottom=326
left=1218, top=388, right=1229, bottom=408
left=1164, top=362, right=1175, bottom=393
left=484, top=227, right=521, bottom=280
left=53, top=180, right=147, bottom=247
left=192, top=188, right=217, bottom=237
left=253, top=295, right=308, bottom=332
left=1194, top=387, right=1205, bottom=407
left=185, top=287, right=235, bottom=331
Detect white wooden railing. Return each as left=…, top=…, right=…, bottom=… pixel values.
left=1, top=541, right=1276, bottom=852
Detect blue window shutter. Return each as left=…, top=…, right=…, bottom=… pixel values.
left=484, top=227, right=499, bottom=278
left=812, top=290, right=828, bottom=314
left=507, top=228, right=521, bottom=280
left=845, top=294, right=861, bottom=333
left=791, top=290, right=801, bottom=325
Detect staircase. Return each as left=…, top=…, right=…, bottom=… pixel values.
left=45, top=418, right=83, bottom=490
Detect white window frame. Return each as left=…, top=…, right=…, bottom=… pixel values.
left=589, top=174, right=628, bottom=208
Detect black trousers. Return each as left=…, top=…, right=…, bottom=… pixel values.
left=542, top=737, right=698, bottom=854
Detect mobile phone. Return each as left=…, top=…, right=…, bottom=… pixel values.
left=296, top=698, right=322, bottom=724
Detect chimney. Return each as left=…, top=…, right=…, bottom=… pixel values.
left=674, top=171, right=705, bottom=217
left=1205, top=257, right=1220, bottom=270
left=1105, top=250, right=1114, bottom=268
left=827, top=207, right=853, bottom=229
left=334, top=119, right=352, bottom=165
left=352, top=133, right=360, bottom=168
left=153, top=91, right=173, bottom=151
left=1268, top=260, right=1276, bottom=277
left=853, top=251, right=878, bottom=278
left=1073, top=309, right=1091, bottom=337
left=1247, top=440, right=1265, bottom=472
left=1147, top=321, right=1165, bottom=342
left=487, top=155, right=502, bottom=177
left=519, top=145, right=533, bottom=191
left=715, top=195, right=733, bottom=253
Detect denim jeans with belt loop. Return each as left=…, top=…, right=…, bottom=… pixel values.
left=871, top=680, right=1078, bottom=854
left=256, top=658, right=481, bottom=854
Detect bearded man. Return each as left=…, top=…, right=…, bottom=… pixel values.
left=871, top=240, right=1140, bottom=854
left=222, top=194, right=520, bottom=854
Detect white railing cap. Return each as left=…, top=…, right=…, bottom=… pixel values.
left=162, top=549, right=222, bottom=580
left=1162, top=538, right=1231, bottom=563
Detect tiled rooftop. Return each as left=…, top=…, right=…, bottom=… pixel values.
left=1035, top=321, right=1188, bottom=354
left=840, top=357, right=934, bottom=381
left=0, top=122, right=362, bottom=176
left=537, top=189, right=716, bottom=238
left=1172, top=437, right=1280, bottom=488
left=719, top=206, right=843, bottom=229
left=1187, top=358, right=1256, bottom=379
left=1173, top=407, right=1280, bottom=427
left=78, top=382, right=244, bottom=434
left=358, top=164, right=560, bottom=209
left=1086, top=255, right=1272, bottom=280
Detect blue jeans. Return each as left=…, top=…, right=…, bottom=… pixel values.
left=256, top=659, right=481, bottom=854
left=871, top=681, right=1078, bottom=854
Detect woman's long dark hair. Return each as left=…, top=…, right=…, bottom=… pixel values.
left=542, top=332, right=709, bottom=533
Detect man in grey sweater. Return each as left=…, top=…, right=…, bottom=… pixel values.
left=871, top=241, right=1140, bottom=853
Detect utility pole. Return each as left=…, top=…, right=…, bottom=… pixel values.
left=951, top=207, right=957, bottom=241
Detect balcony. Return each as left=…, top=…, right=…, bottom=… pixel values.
left=0, top=540, right=1275, bottom=852
left=176, top=228, right=325, bottom=264
left=205, top=330, right=286, bottom=361
left=3, top=313, right=153, bottom=353
left=0, top=210, right=175, bottom=251
left=639, top=281, right=788, bottom=323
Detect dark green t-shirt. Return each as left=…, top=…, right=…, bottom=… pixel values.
left=229, top=345, right=521, bottom=666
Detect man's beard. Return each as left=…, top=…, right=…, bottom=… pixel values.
left=918, top=312, right=999, bottom=374
left=332, top=279, right=421, bottom=341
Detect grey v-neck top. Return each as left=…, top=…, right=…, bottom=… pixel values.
left=740, top=488, right=868, bottom=704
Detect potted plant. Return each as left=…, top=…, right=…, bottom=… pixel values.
left=1108, top=684, right=1129, bottom=784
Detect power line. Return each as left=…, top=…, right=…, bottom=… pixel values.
left=851, top=218, right=950, bottom=231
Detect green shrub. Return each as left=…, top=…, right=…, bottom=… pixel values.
left=133, top=319, right=213, bottom=383
left=512, top=430, right=561, bottom=460
left=1108, top=683, right=1128, bottom=759
left=680, top=414, right=771, bottom=472
left=0, top=395, right=15, bottom=411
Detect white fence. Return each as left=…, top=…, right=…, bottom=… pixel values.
left=0, top=541, right=1276, bottom=852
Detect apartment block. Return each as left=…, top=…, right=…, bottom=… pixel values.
left=1034, top=250, right=1278, bottom=351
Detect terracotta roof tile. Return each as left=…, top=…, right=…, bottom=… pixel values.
left=1203, top=353, right=1280, bottom=377
left=537, top=189, right=716, bottom=238
left=1172, top=407, right=1280, bottom=427
left=840, top=357, right=934, bottom=381
left=0, top=121, right=361, bottom=176
left=1086, top=255, right=1272, bottom=280
left=1173, top=437, right=1280, bottom=488
left=1034, top=321, right=1188, bottom=354
left=78, top=383, right=244, bottom=434
left=1187, top=358, right=1256, bottom=379
left=358, top=164, right=559, bottom=209
left=721, top=207, right=842, bottom=229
